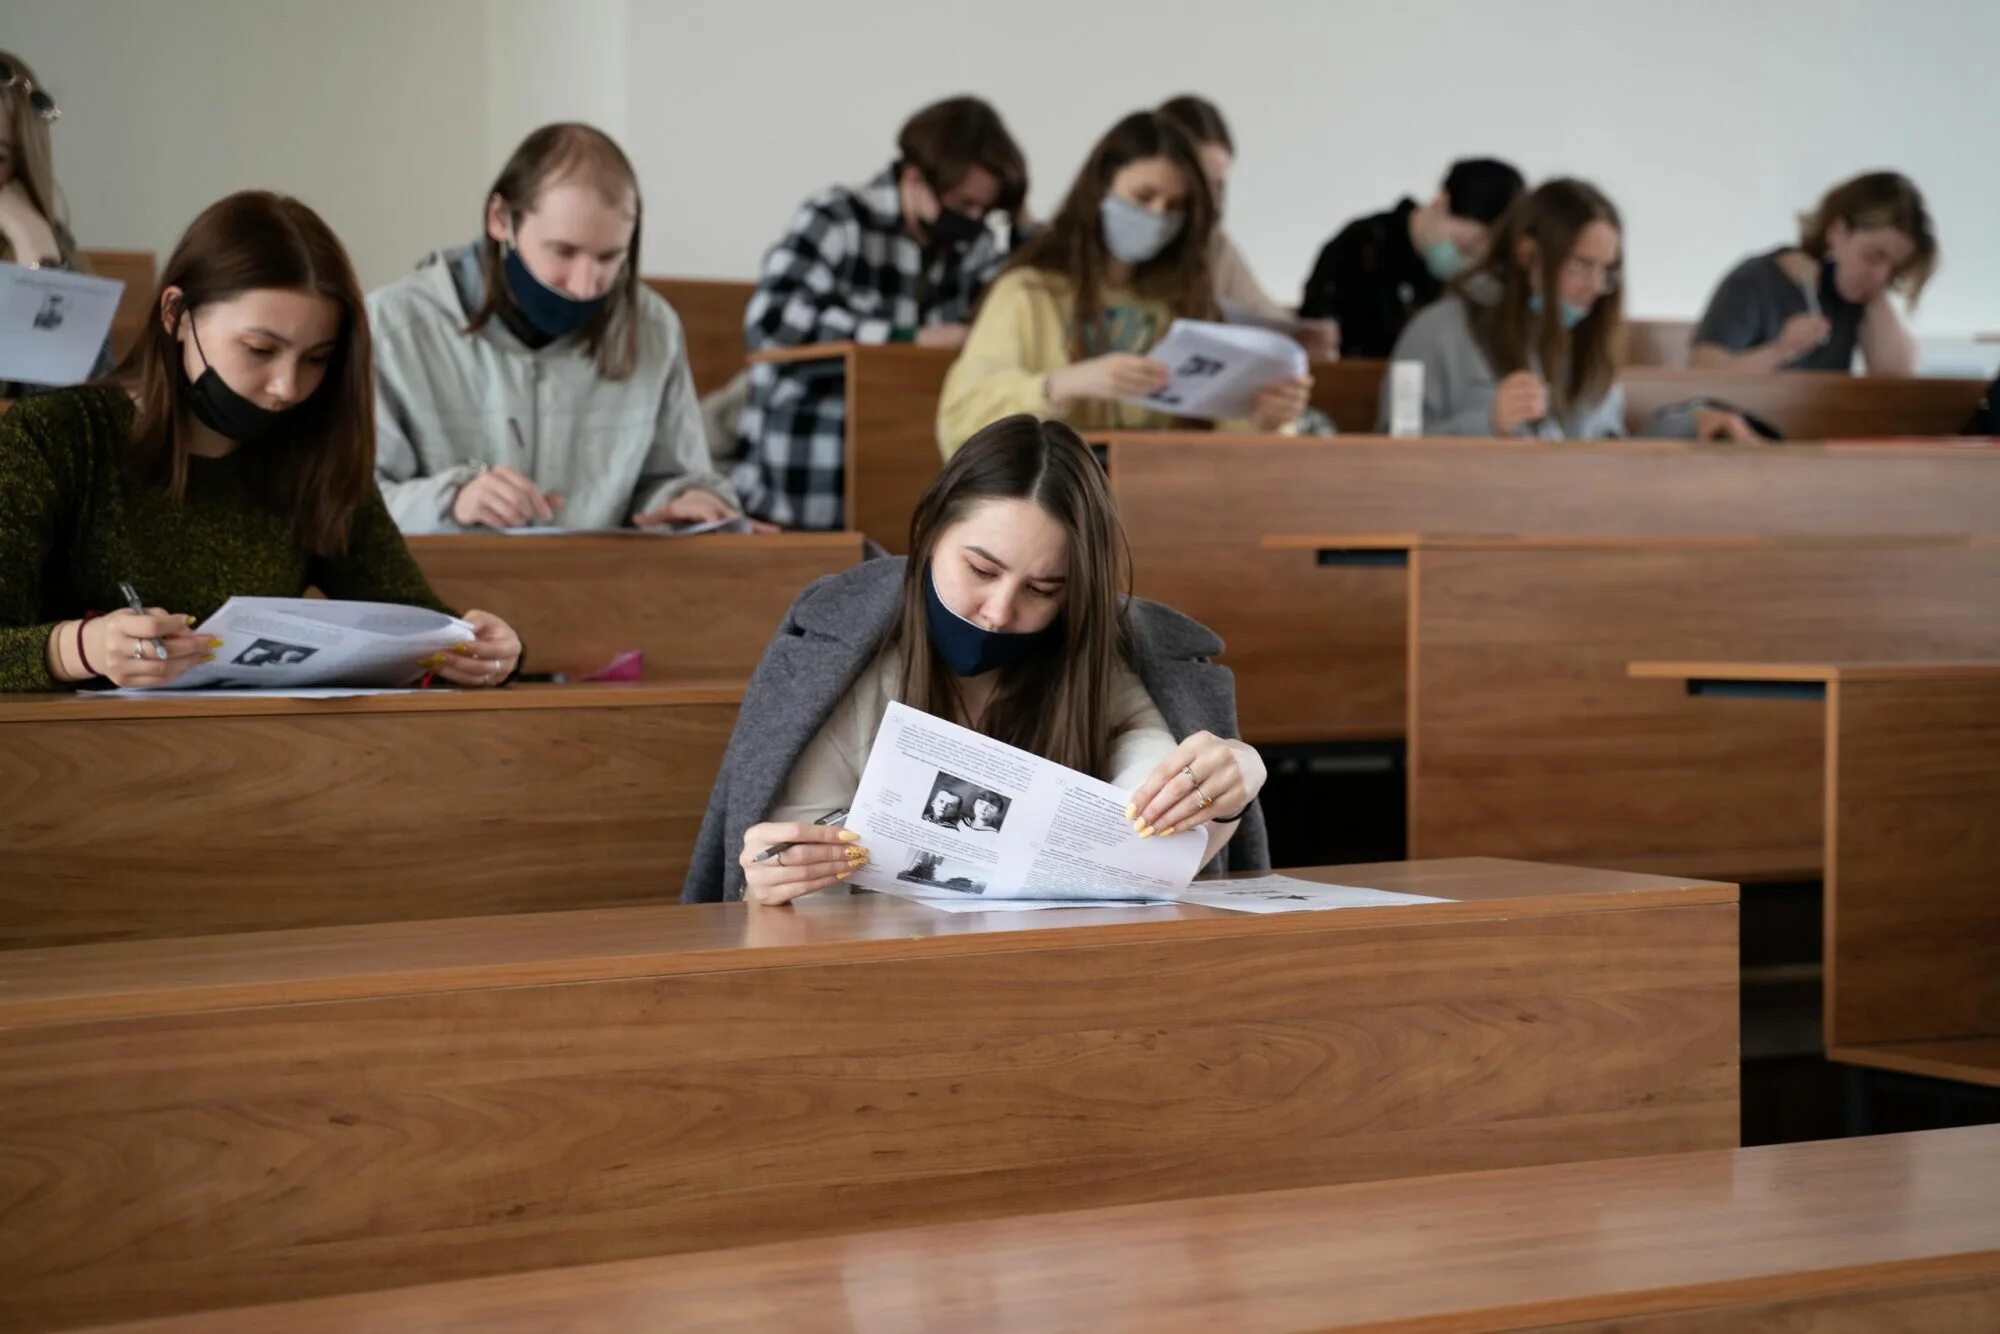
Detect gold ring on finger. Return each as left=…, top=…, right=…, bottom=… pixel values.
left=1193, top=785, right=1212, bottom=809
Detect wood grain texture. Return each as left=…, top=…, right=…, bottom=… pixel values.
left=845, top=343, right=957, bottom=551
left=1112, top=436, right=2000, bottom=745
left=82, top=1126, right=2000, bottom=1334
left=639, top=276, right=754, bottom=395
left=406, top=531, right=863, bottom=680
left=1404, top=542, right=2000, bottom=881
left=78, top=247, right=156, bottom=362
left=1829, top=1039, right=2000, bottom=1091
left=1306, top=356, right=1384, bottom=430
left=0, top=685, right=739, bottom=948
left=1618, top=317, right=1696, bottom=369
left=1825, top=675, right=2000, bottom=1048
left=0, top=865, right=1738, bottom=1329
left=1631, top=660, right=2000, bottom=684
left=1620, top=369, right=1986, bottom=439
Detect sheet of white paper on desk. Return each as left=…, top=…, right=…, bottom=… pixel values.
left=497, top=516, right=754, bottom=536
left=0, top=261, right=122, bottom=385
left=1124, top=318, right=1309, bottom=422
left=861, top=884, right=1174, bottom=913
left=87, top=687, right=428, bottom=699
left=1173, top=874, right=1450, bottom=914
left=143, top=597, right=473, bottom=690
left=843, top=701, right=1208, bottom=902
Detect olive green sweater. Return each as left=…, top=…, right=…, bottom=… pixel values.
left=0, top=386, right=451, bottom=692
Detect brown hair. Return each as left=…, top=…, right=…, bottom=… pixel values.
left=897, top=96, right=1028, bottom=212
left=0, top=49, right=65, bottom=262
left=1798, top=171, right=1939, bottom=306
left=1454, top=177, right=1624, bottom=415
left=117, top=191, right=374, bottom=558
left=466, top=123, right=644, bottom=379
left=891, top=415, right=1134, bottom=777
left=1156, top=94, right=1233, bottom=152
left=1008, top=111, right=1218, bottom=360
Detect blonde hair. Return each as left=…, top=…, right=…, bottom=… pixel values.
left=0, top=49, right=65, bottom=264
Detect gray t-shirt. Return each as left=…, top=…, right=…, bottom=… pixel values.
left=1692, top=248, right=1861, bottom=371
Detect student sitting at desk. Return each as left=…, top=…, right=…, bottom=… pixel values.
left=936, top=111, right=1310, bottom=455
left=1155, top=94, right=1339, bottom=359
left=1384, top=178, right=1755, bottom=443
left=370, top=123, right=740, bottom=533
left=734, top=97, right=1029, bottom=529
left=0, top=191, right=521, bottom=692
left=684, top=415, right=1271, bottom=905
left=1691, top=172, right=1936, bottom=376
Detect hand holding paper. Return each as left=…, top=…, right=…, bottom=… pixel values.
left=1120, top=318, right=1310, bottom=423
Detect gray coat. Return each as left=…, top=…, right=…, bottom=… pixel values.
left=683, top=557, right=1271, bottom=902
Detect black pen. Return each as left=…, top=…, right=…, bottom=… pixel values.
left=117, top=580, right=168, bottom=661
left=753, top=808, right=851, bottom=863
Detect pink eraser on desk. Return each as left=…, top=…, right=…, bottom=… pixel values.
left=583, top=650, right=643, bottom=682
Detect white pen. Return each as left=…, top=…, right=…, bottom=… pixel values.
left=117, top=580, right=169, bottom=661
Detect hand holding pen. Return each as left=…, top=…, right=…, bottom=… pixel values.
left=66, top=584, right=217, bottom=687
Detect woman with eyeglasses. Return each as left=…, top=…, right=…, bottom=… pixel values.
left=1382, top=178, right=1753, bottom=442
left=0, top=49, right=107, bottom=397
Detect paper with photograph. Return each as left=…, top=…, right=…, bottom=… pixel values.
left=140, top=597, right=474, bottom=690
left=1122, top=318, right=1309, bottom=422
left=1174, top=874, right=1450, bottom=914
left=0, top=261, right=123, bottom=386
left=844, top=702, right=1207, bottom=904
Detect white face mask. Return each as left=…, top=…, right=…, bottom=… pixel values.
left=1099, top=193, right=1184, bottom=264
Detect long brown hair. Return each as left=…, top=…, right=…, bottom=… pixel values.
left=898, top=96, right=1028, bottom=212
left=890, top=415, right=1134, bottom=777
left=117, top=191, right=374, bottom=558
left=1454, top=177, right=1624, bottom=414
left=1798, top=171, right=1939, bottom=307
left=0, top=49, right=65, bottom=262
left=465, top=123, right=644, bottom=379
left=1007, top=112, right=1218, bottom=360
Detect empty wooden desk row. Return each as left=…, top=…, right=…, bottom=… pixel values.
left=1108, top=434, right=2000, bottom=745
left=1630, top=660, right=2000, bottom=1090
left=1257, top=534, right=2000, bottom=886
left=0, top=858, right=1737, bottom=1329
left=84, top=1125, right=2000, bottom=1334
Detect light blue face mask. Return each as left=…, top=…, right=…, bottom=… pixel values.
left=1099, top=193, right=1184, bottom=265
left=1529, top=292, right=1591, bottom=331
left=1422, top=239, right=1466, bottom=281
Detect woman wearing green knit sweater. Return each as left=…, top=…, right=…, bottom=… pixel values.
left=0, top=191, right=522, bottom=692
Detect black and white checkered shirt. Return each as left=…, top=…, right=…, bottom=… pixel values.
left=731, top=166, right=1008, bottom=530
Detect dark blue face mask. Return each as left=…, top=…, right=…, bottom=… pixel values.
left=923, top=563, right=1062, bottom=677
left=502, top=243, right=610, bottom=340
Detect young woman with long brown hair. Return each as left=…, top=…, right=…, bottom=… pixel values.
left=685, top=414, right=1271, bottom=905
left=1385, top=177, right=1753, bottom=442
left=936, top=111, right=1310, bottom=454
left=0, top=191, right=521, bottom=691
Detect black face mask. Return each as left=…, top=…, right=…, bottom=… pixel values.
left=185, top=314, right=309, bottom=444
left=927, top=206, right=986, bottom=252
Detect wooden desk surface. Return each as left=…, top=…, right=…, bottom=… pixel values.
left=0, top=859, right=1739, bottom=1328
left=0, top=858, right=1734, bottom=1028
left=92, top=1126, right=2000, bottom=1334
left=0, top=680, right=741, bottom=723
left=1631, top=659, right=2000, bottom=684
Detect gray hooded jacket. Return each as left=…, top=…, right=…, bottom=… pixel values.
left=368, top=243, right=737, bottom=532
left=683, top=557, right=1271, bottom=902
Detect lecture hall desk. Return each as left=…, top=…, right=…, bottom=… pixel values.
left=0, top=858, right=1736, bottom=1328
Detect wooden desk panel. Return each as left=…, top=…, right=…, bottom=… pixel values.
left=1378, top=540, right=2000, bottom=880
left=1113, top=438, right=2000, bottom=745
left=407, top=531, right=864, bottom=680
left=0, top=684, right=740, bottom=949
left=1621, top=368, right=1986, bottom=439
left=640, top=276, right=755, bottom=396
left=79, top=247, right=156, bottom=363
left=844, top=343, right=955, bottom=551
left=1632, top=661, right=2000, bottom=1065
left=90, top=1127, right=2000, bottom=1334
left=0, top=860, right=1738, bottom=1328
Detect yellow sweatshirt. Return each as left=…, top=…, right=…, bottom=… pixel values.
left=938, top=268, right=1201, bottom=456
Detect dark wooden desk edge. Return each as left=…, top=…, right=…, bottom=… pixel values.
left=1630, top=660, right=2000, bottom=685
left=0, top=867, right=1737, bottom=1028
left=0, top=681, right=747, bottom=722
left=404, top=532, right=864, bottom=554
left=1829, top=1042, right=2000, bottom=1090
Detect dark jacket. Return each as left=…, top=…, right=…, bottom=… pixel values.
left=1298, top=198, right=1440, bottom=360
left=683, top=557, right=1271, bottom=902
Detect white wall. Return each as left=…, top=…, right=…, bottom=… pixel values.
left=15, top=0, right=1999, bottom=361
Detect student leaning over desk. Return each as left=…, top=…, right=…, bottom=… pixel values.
left=684, top=414, right=1271, bottom=905
left=936, top=110, right=1311, bottom=455
left=0, top=191, right=521, bottom=692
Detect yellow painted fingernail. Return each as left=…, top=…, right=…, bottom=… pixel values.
left=1124, top=803, right=1137, bottom=819
left=837, top=870, right=853, bottom=880
left=201, top=652, right=216, bottom=663
left=1161, top=825, right=1176, bottom=837
left=449, top=644, right=474, bottom=656
left=206, top=638, right=223, bottom=649
left=838, top=830, right=860, bottom=843
left=1137, top=827, right=1152, bottom=839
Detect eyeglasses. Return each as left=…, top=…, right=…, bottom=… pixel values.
left=1563, top=256, right=1621, bottom=294
left=0, top=60, right=59, bottom=123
